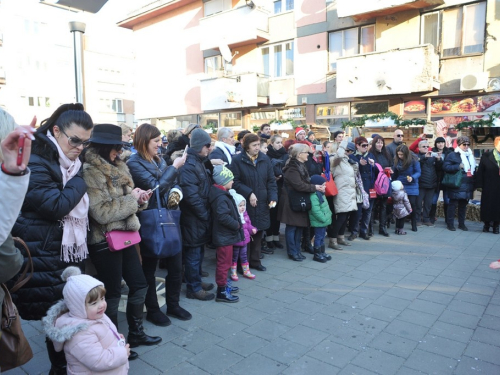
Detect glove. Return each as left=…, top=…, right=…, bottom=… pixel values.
left=167, top=191, right=181, bottom=209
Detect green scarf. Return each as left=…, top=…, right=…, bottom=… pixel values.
left=494, top=149, right=500, bottom=168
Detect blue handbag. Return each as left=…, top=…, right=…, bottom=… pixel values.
left=138, top=188, right=182, bottom=258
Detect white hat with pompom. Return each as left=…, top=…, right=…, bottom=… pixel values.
left=61, top=267, right=104, bottom=319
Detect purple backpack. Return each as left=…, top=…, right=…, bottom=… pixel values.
left=374, top=163, right=390, bottom=195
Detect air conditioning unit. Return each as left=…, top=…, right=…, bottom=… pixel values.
left=460, top=72, right=488, bottom=92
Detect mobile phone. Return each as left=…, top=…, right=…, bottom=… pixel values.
left=315, top=145, right=323, bottom=151
left=182, top=145, right=188, bottom=157
left=150, top=185, right=160, bottom=192
left=430, top=152, right=438, bottom=157
left=17, top=136, right=25, bottom=166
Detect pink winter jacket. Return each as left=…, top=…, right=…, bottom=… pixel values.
left=234, top=211, right=257, bottom=247
left=392, top=189, right=412, bottom=219
left=43, top=300, right=129, bottom=375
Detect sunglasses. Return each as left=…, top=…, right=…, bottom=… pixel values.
left=421, top=145, right=429, bottom=148
left=396, top=134, right=403, bottom=138
left=204, top=143, right=212, bottom=148
left=59, top=127, right=90, bottom=148
left=360, top=144, right=369, bottom=147
left=346, top=149, right=354, bottom=153
left=461, top=143, right=470, bottom=146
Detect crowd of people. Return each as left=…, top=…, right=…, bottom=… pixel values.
left=1, top=103, right=500, bottom=374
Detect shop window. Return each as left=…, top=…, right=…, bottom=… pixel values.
left=221, top=112, right=242, bottom=128
left=328, top=25, right=375, bottom=70
left=351, top=101, right=388, bottom=116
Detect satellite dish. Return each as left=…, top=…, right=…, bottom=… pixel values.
left=219, top=42, right=233, bottom=63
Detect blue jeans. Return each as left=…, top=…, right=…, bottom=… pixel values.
left=313, top=227, right=326, bottom=247
left=183, top=245, right=204, bottom=293
left=351, top=199, right=375, bottom=235
left=432, top=190, right=449, bottom=204
left=285, top=225, right=303, bottom=257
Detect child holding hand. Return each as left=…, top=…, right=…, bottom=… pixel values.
left=43, top=267, right=130, bottom=375
left=229, top=189, right=257, bottom=280
left=391, top=180, right=413, bottom=235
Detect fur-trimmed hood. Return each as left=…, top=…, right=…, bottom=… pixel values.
left=43, top=300, right=91, bottom=351
left=83, top=148, right=144, bottom=245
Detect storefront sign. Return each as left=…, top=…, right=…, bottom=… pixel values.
left=430, top=94, right=500, bottom=115
left=403, top=100, right=426, bottom=115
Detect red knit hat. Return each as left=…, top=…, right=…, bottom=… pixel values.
left=295, top=127, right=306, bottom=137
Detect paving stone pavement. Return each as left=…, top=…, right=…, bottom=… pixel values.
left=5, top=220, right=500, bottom=374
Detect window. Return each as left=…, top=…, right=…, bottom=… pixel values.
left=204, top=0, right=231, bottom=17
left=273, top=0, right=293, bottom=14
left=28, top=97, right=34, bottom=106
left=351, top=101, right=389, bottom=116
left=316, top=104, right=349, bottom=131
left=221, top=112, right=242, bottom=128
left=261, top=41, right=294, bottom=78
left=112, top=99, right=123, bottom=113
left=328, top=25, right=375, bottom=70
left=422, top=2, right=486, bottom=57
left=204, top=55, right=223, bottom=77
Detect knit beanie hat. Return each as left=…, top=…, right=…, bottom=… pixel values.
left=435, top=137, right=446, bottom=143
left=457, top=136, right=470, bottom=146
left=391, top=180, right=403, bottom=191
left=307, top=131, right=315, bottom=138
left=62, top=266, right=104, bottom=319
left=310, top=175, right=326, bottom=185
left=190, top=128, right=212, bottom=152
left=213, top=164, right=234, bottom=186
left=229, top=189, right=246, bottom=223
left=346, top=142, right=356, bottom=151
left=295, top=127, right=306, bottom=137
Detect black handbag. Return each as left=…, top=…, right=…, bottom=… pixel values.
left=138, top=188, right=182, bottom=258
left=442, top=170, right=463, bottom=189
left=285, top=183, right=312, bottom=212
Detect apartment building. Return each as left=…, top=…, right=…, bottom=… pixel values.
left=0, top=0, right=136, bottom=127
left=118, top=0, right=500, bottom=144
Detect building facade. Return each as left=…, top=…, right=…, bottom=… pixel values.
left=118, top=0, right=500, bottom=145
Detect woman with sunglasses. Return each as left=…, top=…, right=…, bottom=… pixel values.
left=127, top=124, right=192, bottom=322
left=82, top=124, right=162, bottom=360
left=393, top=144, right=421, bottom=232
left=11, top=103, right=93, bottom=374
left=443, top=136, right=475, bottom=231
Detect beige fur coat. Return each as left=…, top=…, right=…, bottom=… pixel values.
left=83, top=149, right=146, bottom=245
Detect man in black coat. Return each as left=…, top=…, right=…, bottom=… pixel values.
left=230, top=133, right=278, bottom=271
left=415, top=139, right=442, bottom=226
left=179, top=128, right=215, bottom=301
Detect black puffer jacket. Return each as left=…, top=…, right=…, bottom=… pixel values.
left=11, top=132, right=87, bottom=321
left=208, top=186, right=244, bottom=247
left=165, top=134, right=189, bottom=163
left=127, top=153, right=179, bottom=210
left=351, top=152, right=376, bottom=194
left=416, top=153, right=441, bottom=189
left=267, top=146, right=288, bottom=194
left=432, top=147, right=452, bottom=191
left=178, top=148, right=212, bottom=247
left=305, top=154, right=323, bottom=177
left=443, top=151, right=475, bottom=200
left=229, top=151, right=278, bottom=231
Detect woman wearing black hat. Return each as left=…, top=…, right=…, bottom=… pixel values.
left=83, top=124, right=162, bottom=360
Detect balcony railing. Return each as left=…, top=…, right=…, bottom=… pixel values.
left=199, top=6, right=270, bottom=51
left=337, top=0, right=444, bottom=21
left=200, top=72, right=268, bottom=111
left=336, top=44, right=440, bottom=98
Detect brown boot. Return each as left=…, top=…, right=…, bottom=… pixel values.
left=329, top=238, right=343, bottom=251
left=337, top=236, right=351, bottom=246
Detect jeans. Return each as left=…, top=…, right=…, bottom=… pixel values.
left=89, top=244, right=147, bottom=320
left=432, top=190, right=449, bottom=205
left=418, top=188, right=435, bottom=223
left=142, top=251, right=182, bottom=311
left=216, top=245, right=233, bottom=287
left=355, top=199, right=374, bottom=235
left=349, top=203, right=363, bottom=235
left=183, top=245, right=204, bottom=293
left=447, top=199, right=468, bottom=227
left=285, top=225, right=303, bottom=257
left=313, top=227, right=326, bottom=247
left=232, top=245, right=248, bottom=264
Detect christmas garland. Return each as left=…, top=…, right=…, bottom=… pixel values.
left=455, top=111, right=500, bottom=130
left=471, top=134, right=497, bottom=144
left=341, top=111, right=427, bottom=129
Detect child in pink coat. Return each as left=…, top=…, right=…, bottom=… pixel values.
left=43, top=267, right=130, bottom=375
left=391, top=180, right=413, bottom=235
left=229, top=189, right=257, bottom=280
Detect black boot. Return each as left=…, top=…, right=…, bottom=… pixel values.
left=378, top=225, right=389, bottom=237
left=429, top=204, right=437, bottom=224
left=302, top=227, right=314, bottom=254
left=46, top=337, right=67, bottom=375
left=313, top=246, right=327, bottom=263
left=126, top=303, right=162, bottom=348
left=493, top=221, right=499, bottom=234
left=216, top=285, right=239, bottom=303
left=483, top=221, right=491, bottom=233
left=321, top=244, right=331, bottom=261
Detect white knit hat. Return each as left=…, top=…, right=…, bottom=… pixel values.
left=61, top=267, right=104, bottom=319
left=391, top=180, right=403, bottom=191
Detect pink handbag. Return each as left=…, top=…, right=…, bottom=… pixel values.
left=105, top=230, right=141, bottom=252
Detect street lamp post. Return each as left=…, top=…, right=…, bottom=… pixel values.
left=69, top=21, right=86, bottom=105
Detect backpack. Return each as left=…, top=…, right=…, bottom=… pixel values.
left=374, top=163, right=390, bottom=195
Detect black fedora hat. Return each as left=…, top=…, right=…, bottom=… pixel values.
left=89, top=124, right=123, bottom=145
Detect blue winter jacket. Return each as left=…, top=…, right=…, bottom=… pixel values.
left=393, top=159, right=421, bottom=196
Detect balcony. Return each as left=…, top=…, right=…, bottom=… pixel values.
left=336, top=44, right=440, bottom=98
left=199, top=6, right=270, bottom=51
left=337, top=0, right=444, bottom=21
left=200, top=72, right=268, bottom=111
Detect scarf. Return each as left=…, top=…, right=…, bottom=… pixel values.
left=214, top=141, right=235, bottom=164
left=493, top=149, right=500, bottom=168
left=315, top=191, right=325, bottom=204
left=266, top=145, right=287, bottom=160
left=454, top=146, right=476, bottom=175
left=47, top=131, right=89, bottom=262
left=246, top=152, right=258, bottom=165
